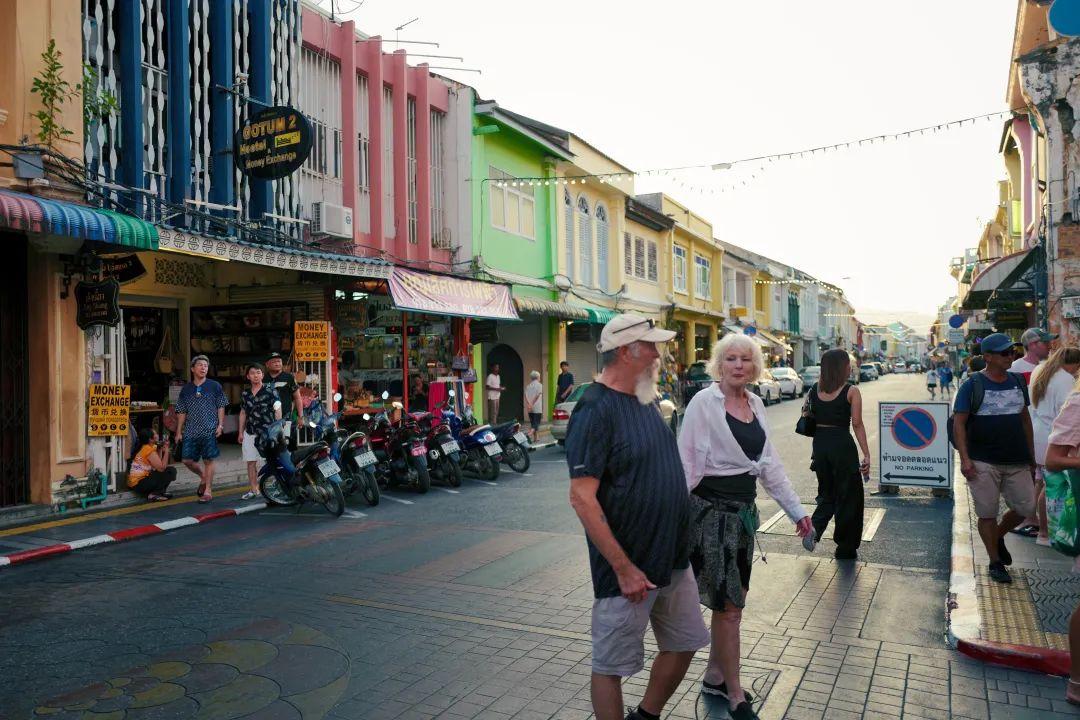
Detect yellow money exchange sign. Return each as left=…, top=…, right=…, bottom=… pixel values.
left=294, top=321, right=330, bottom=361
left=88, top=384, right=131, bottom=437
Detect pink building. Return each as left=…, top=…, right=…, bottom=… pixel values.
left=299, top=5, right=454, bottom=269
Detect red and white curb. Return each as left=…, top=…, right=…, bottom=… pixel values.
left=0, top=502, right=266, bottom=569
left=947, top=472, right=1070, bottom=676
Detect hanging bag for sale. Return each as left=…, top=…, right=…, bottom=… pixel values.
left=154, top=326, right=174, bottom=375
left=1043, top=468, right=1080, bottom=557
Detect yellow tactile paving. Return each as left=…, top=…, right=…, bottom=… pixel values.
left=975, top=566, right=1064, bottom=649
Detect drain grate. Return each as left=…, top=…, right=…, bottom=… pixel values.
left=1024, top=569, right=1080, bottom=635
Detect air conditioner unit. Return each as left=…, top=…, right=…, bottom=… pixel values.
left=1063, top=295, right=1080, bottom=319
left=311, top=202, right=353, bottom=240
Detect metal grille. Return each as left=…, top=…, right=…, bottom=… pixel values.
left=429, top=110, right=445, bottom=247
left=299, top=46, right=343, bottom=222
left=407, top=98, right=418, bottom=245
left=142, top=0, right=168, bottom=219
left=356, top=73, right=371, bottom=232
left=271, top=0, right=302, bottom=237
left=189, top=0, right=212, bottom=205
left=233, top=0, right=251, bottom=217
left=383, top=86, right=394, bottom=238
left=0, top=238, right=28, bottom=507
left=82, top=0, right=122, bottom=204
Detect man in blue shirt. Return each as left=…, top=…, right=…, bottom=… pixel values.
left=952, top=333, right=1037, bottom=584
left=175, top=355, right=228, bottom=503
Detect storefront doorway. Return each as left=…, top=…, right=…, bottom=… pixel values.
left=0, top=236, right=29, bottom=507
left=486, top=344, right=523, bottom=424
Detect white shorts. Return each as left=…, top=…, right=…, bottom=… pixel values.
left=241, top=431, right=262, bottom=463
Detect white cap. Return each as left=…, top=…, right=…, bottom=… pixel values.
left=596, top=314, right=676, bottom=353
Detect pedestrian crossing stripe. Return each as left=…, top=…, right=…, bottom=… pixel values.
left=758, top=507, right=886, bottom=542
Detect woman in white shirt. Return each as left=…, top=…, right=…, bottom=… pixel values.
left=679, top=333, right=811, bottom=718
left=1026, top=347, right=1080, bottom=544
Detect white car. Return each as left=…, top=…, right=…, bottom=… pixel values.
left=769, top=367, right=804, bottom=398
left=552, top=383, right=679, bottom=443
left=750, top=374, right=783, bottom=405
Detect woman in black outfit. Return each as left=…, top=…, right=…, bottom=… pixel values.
left=805, top=349, right=871, bottom=559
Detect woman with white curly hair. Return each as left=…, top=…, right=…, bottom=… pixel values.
left=678, top=332, right=811, bottom=720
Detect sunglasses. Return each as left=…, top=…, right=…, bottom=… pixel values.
left=612, top=318, right=655, bottom=335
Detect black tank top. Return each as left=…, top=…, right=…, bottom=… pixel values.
left=811, top=384, right=851, bottom=426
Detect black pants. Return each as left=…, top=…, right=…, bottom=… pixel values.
left=811, top=428, right=864, bottom=553
left=135, top=467, right=176, bottom=496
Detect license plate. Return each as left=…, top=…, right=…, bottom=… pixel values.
left=410, top=445, right=426, bottom=457
left=353, top=451, right=377, bottom=468
left=513, top=432, right=528, bottom=445
left=283, top=421, right=292, bottom=436
left=441, top=440, right=459, bottom=455
left=483, top=443, right=501, bottom=456
left=317, top=459, right=340, bottom=478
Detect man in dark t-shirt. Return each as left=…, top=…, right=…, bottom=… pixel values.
left=566, top=314, right=708, bottom=720
left=266, top=352, right=303, bottom=449
left=556, top=361, right=574, bottom=403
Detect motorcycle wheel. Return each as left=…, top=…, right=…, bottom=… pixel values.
left=446, top=458, right=463, bottom=487
left=339, top=468, right=358, bottom=497
left=259, top=473, right=296, bottom=506
left=503, top=441, right=530, bottom=473
left=360, top=468, right=380, bottom=506
left=415, top=465, right=431, bottom=494
left=317, top=477, right=346, bottom=517
left=483, top=454, right=501, bottom=481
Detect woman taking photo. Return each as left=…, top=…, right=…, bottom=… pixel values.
left=807, top=348, right=871, bottom=560
left=127, top=428, right=176, bottom=502
left=679, top=334, right=812, bottom=720
left=1026, top=347, right=1080, bottom=544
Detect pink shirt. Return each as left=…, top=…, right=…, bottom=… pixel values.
left=1048, top=391, right=1080, bottom=457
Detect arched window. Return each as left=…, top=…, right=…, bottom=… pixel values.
left=564, top=189, right=574, bottom=282
left=577, top=196, right=592, bottom=287
left=595, top=203, right=609, bottom=292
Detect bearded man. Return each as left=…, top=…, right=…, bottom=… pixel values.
left=566, top=314, right=708, bottom=720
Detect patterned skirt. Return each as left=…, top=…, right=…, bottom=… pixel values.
left=689, top=494, right=758, bottom=610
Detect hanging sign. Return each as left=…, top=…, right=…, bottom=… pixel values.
left=387, top=267, right=519, bottom=321
left=75, top=278, right=121, bottom=330
left=948, top=329, right=965, bottom=345
left=235, top=106, right=313, bottom=180
left=101, top=255, right=147, bottom=284
left=294, top=321, right=330, bottom=361
left=879, top=402, right=952, bottom=488
left=88, top=384, right=130, bottom=437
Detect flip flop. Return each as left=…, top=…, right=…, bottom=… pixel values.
left=196, top=481, right=207, bottom=497
left=1010, top=525, right=1039, bottom=537
left=197, top=494, right=212, bottom=504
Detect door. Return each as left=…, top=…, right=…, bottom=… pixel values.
left=0, top=236, right=28, bottom=506
left=486, top=344, right=523, bottom=424
left=565, top=324, right=599, bottom=385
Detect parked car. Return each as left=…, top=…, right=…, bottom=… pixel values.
left=894, top=361, right=907, bottom=373
left=859, top=363, right=879, bottom=381
left=873, top=362, right=887, bottom=377
left=800, top=365, right=821, bottom=389
left=749, top=373, right=783, bottom=405
left=682, top=361, right=713, bottom=406
left=552, top=382, right=680, bottom=443
left=770, top=367, right=804, bottom=398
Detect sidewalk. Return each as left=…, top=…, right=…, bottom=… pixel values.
left=949, top=466, right=1078, bottom=676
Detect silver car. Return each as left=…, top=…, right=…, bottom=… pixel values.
left=552, top=382, right=679, bottom=444
left=769, top=367, right=805, bottom=398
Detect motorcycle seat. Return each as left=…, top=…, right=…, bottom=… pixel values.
left=291, top=444, right=324, bottom=465
left=463, top=424, right=491, bottom=436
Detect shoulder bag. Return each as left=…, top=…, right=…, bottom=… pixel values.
left=795, top=383, right=817, bottom=437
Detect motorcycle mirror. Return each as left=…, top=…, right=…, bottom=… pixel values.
left=363, top=413, right=371, bottom=421
left=448, top=389, right=456, bottom=398
left=333, top=392, right=343, bottom=402
left=273, top=400, right=282, bottom=410
left=381, top=391, right=390, bottom=400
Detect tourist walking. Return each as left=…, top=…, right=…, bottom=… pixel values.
left=1011, top=327, right=1057, bottom=382
left=175, top=355, right=227, bottom=503
left=1026, top=347, right=1080, bottom=544
left=486, top=363, right=505, bottom=423
left=939, top=364, right=954, bottom=399
left=566, top=314, right=708, bottom=720
left=806, top=349, right=871, bottom=560
left=524, top=370, right=543, bottom=443
left=926, top=366, right=938, bottom=399
left=238, top=363, right=283, bottom=500
left=679, top=333, right=811, bottom=720
left=952, top=332, right=1037, bottom=584
left=127, top=428, right=176, bottom=501
left=265, top=352, right=303, bottom=449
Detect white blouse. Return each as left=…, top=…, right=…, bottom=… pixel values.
left=678, top=383, right=808, bottom=522
left=1031, top=366, right=1077, bottom=465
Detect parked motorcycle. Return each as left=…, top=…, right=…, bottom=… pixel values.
left=309, top=394, right=379, bottom=506
left=365, top=393, right=431, bottom=493
left=256, top=409, right=345, bottom=517
left=440, top=390, right=501, bottom=481
left=491, top=420, right=531, bottom=474
left=411, top=410, right=463, bottom=487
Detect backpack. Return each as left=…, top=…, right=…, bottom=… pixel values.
left=946, top=371, right=1028, bottom=449
left=1044, top=469, right=1080, bottom=556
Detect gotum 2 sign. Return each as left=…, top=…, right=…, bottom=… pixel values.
left=234, top=106, right=313, bottom=179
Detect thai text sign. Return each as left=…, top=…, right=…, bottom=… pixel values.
left=294, top=321, right=330, bottom=361
left=388, top=268, right=519, bottom=321
left=75, top=278, right=121, bottom=330
left=879, top=402, right=952, bottom=488
left=235, top=106, right=313, bottom=180
left=88, top=384, right=130, bottom=437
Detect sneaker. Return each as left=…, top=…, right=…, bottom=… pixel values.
left=988, top=561, right=1012, bottom=584
left=729, top=700, right=760, bottom=720
left=998, top=537, right=1013, bottom=566
left=241, top=491, right=258, bottom=500
left=701, top=680, right=754, bottom=704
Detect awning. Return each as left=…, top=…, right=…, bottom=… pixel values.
left=513, top=296, right=590, bottom=321
left=389, top=266, right=520, bottom=321
left=0, top=189, right=158, bottom=249
left=963, top=246, right=1040, bottom=309
left=156, top=227, right=392, bottom=279
left=755, top=327, right=794, bottom=352
left=586, top=307, right=620, bottom=324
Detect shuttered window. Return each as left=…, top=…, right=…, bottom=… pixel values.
left=623, top=232, right=632, bottom=275
left=596, top=204, right=609, bottom=291
left=578, top=196, right=592, bottom=287
left=565, top=190, right=575, bottom=282
left=634, top=236, right=646, bottom=279
left=647, top=241, right=658, bottom=282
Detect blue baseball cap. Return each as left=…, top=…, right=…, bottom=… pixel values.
left=979, top=332, right=1015, bottom=353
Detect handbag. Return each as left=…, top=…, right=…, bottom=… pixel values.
left=1044, top=468, right=1080, bottom=557
left=795, top=384, right=817, bottom=437
left=154, top=326, right=174, bottom=375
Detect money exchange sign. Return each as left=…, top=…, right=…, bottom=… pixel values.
left=294, top=321, right=330, bottom=361
left=88, top=384, right=130, bottom=437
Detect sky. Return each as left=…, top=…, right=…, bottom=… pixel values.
left=317, top=0, right=1017, bottom=320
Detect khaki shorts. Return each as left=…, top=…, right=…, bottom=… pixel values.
left=590, top=568, right=709, bottom=677
left=969, top=461, right=1036, bottom=519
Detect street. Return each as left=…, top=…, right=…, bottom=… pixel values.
left=1, top=374, right=1073, bottom=719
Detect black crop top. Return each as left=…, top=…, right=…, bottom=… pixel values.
left=810, top=384, right=851, bottom=426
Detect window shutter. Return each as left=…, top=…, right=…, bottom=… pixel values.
left=596, top=211, right=609, bottom=291
left=647, top=241, right=658, bottom=282
left=634, top=237, right=645, bottom=279
left=564, top=191, right=575, bottom=282
left=624, top=232, right=632, bottom=275
left=578, top=198, right=592, bottom=287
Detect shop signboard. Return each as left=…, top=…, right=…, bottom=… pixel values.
left=88, top=384, right=130, bottom=437
left=294, top=321, right=330, bottom=361
left=879, top=402, right=952, bottom=488
left=234, top=106, right=313, bottom=180
left=948, top=329, right=965, bottom=345
left=75, top=277, right=121, bottom=330
left=388, top=267, right=519, bottom=321
left=102, top=255, right=147, bottom=284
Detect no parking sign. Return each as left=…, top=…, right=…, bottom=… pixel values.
left=879, top=402, right=952, bottom=488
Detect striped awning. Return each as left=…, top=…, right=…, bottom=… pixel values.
left=513, top=296, right=590, bottom=321
left=0, top=189, right=158, bottom=249
left=586, top=307, right=620, bottom=324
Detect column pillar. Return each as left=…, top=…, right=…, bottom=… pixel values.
left=366, top=37, right=385, bottom=251
left=340, top=21, right=358, bottom=244
left=117, top=0, right=144, bottom=214
left=414, top=65, right=432, bottom=266
left=392, top=50, right=409, bottom=262
left=247, top=0, right=273, bottom=223
left=167, top=0, right=191, bottom=214
left=209, top=0, right=235, bottom=215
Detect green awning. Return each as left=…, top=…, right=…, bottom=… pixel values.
left=96, top=208, right=158, bottom=250
left=0, top=189, right=159, bottom=250
left=586, top=307, right=620, bottom=324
